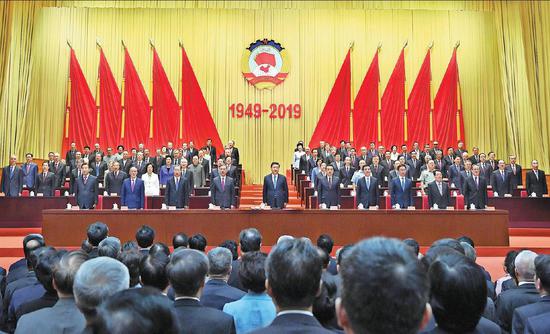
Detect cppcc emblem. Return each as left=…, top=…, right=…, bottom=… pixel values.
left=241, top=39, right=290, bottom=90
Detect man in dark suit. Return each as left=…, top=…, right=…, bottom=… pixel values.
left=390, top=164, right=414, bottom=209
left=74, top=163, right=98, bottom=209
left=478, top=153, right=492, bottom=180
left=104, top=161, right=127, bottom=195
left=487, top=152, right=498, bottom=172
left=526, top=160, right=548, bottom=197
left=120, top=167, right=145, bottom=209
left=469, top=147, right=481, bottom=165
left=188, top=141, right=199, bottom=159
left=50, top=153, right=66, bottom=188
left=463, top=165, right=488, bottom=210
left=92, top=143, right=103, bottom=158
left=21, top=153, right=38, bottom=191
left=204, top=138, right=217, bottom=166
left=331, top=154, right=344, bottom=172
left=369, top=156, right=385, bottom=184
left=339, top=157, right=355, bottom=187
left=198, top=150, right=210, bottom=178
left=1, top=155, right=24, bottom=197
left=167, top=248, right=236, bottom=334
left=210, top=165, right=236, bottom=209
left=511, top=254, right=550, bottom=334
left=35, top=162, right=55, bottom=196
left=337, top=140, right=348, bottom=159
left=89, top=153, right=108, bottom=183
left=434, top=152, right=448, bottom=178
left=407, top=151, right=422, bottom=180
left=447, top=156, right=464, bottom=188
left=249, top=238, right=333, bottom=334
left=505, top=155, right=522, bottom=189
left=65, top=142, right=78, bottom=167
left=201, top=247, right=245, bottom=310
left=165, top=166, right=189, bottom=209
left=228, top=228, right=262, bottom=292
left=491, top=160, right=513, bottom=197
left=443, top=147, right=456, bottom=166
left=133, top=152, right=147, bottom=177
left=496, top=250, right=540, bottom=333
left=118, top=151, right=133, bottom=174
left=355, top=165, right=379, bottom=208
left=524, top=312, right=550, bottom=334
left=459, top=160, right=474, bottom=193
left=69, top=159, right=83, bottom=194
left=427, top=171, right=451, bottom=209
left=262, top=162, right=289, bottom=209
left=227, top=140, right=240, bottom=165
left=299, top=147, right=314, bottom=175
left=317, top=165, right=340, bottom=208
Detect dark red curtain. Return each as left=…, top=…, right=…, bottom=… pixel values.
left=353, top=51, right=380, bottom=148
left=380, top=49, right=406, bottom=148
left=122, top=48, right=150, bottom=149
left=62, top=48, right=97, bottom=155
left=407, top=50, right=431, bottom=147
left=98, top=49, right=122, bottom=150
left=181, top=46, right=223, bottom=152
left=434, top=49, right=465, bottom=150
left=151, top=48, right=180, bottom=149
left=308, top=50, right=351, bottom=147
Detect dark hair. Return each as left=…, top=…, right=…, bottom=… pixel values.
left=167, top=249, right=209, bottom=296
left=317, top=248, right=330, bottom=269
left=431, top=238, right=465, bottom=255
left=535, top=255, right=550, bottom=291
left=219, top=240, right=238, bottom=261
left=117, top=145, right=124, bottom=150
left=23, top=234, right=45, bottom=259
left=429, top=253, right=487, bottom=332
left=239, top=228, right=262, bottom=253
left=421, top=245, right=463, bottom=270
left=93, top=287, right=179, bottom=334
left=266, top=238, right=322, bottom=308
left=457, top=236, right=475, bottom=248
left=81, top=239, right=93, bottom=253
left=35, top=247, right=64, bottom=294
left=87, top=222, right=109, bottom=246
left=337, top=244, right=354, bottom=266
left=340, top=237, right=429, bottom=334
left=239, top=251, right=268, bottom=293
left=136, top=225, right=155, bottom=248
left=53, top=250, right=89, bottom=295
left=140, top=254, right=170, bottom=291
left=172, top=233, right=189, bottom=249
left=317, top=234, right=334, bottom=255
left=270, top=162, right=280, bottom=168
left=144, top=163, right=154, bottom=171
left=313, top=273, right=339, bottom=328
left=403, top=238, right=420, bottom=256
left=118, top=250, right=142, bottom=287
left=504, top=250, right=519, bottom=277
left=189, top=234, right=207, bottom=252
left=122, top=241, right=138, bottom=251
left=149, top=243, right=170, bottom=257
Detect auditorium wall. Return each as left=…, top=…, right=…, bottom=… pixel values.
left=0, top=1, right=549, bottom=183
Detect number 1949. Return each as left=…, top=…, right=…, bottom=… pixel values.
left=229, top=103, right=302, bottom=119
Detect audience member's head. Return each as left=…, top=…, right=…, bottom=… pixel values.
left=457, top=236, right=475, bottom=248
left=140, top=254, right=170, bottom=292
left=53, top=250, right=88, bottom=297
left=23, top=234, right=45, bottom=264
left=266, top=238, right=322, bottom=310
left=239, top=228, right=262, bottom=253
left=136, top=225, right=155, bottom=249
left=92, top=287, right=179, bottom=334
left=98, top=236, right=121, bottom=258
left=504, top=250, right=519, bottom=279
left=207, top=247, right=233, bottom=278
left=313, top=273, right=339, bottom=329
left=81, top=239, right=93, bottom=253
left=122, top=241, right=138, bottom=251
left=428, top=253, right=487, bottom=333
left=403, top=238, right=420, bottom=257
left=167, top=249, right=209, bottom=297
left=189, top=234, right=207, bottom=252
left=87, top=222, right=109, bottom=247
left=317, top=234, right=334, bottom=256
left=239, top=251, right=268, bottom=293
left=515, top=250, right=538, bottom=283
left=35, top=247, right=63, bottom=295
left=74, top=257, right=130, bottom=320
left=316, top=247, right=330, bottom=269
left=118, top=249, right=142, bottom=288
left=337, top=237, right=430, bottom=334
left=534, top=255, right=550, bottom=295
left=431, top=238, right=465, bottom=255
left=336, top=244, right=354, bottom=271
left=276, top=235, right=293, bottom=245
left=460, top=242, right=477, bottom=262
left=219, top=240, right=238, bottom=261
left=172, top=233, right=189, bottom=249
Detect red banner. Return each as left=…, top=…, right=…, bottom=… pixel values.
left=98, top=49, right=122, bottom=150
left=407, top=49, right=431, bottom=147
left=380, top=48, right=406, bottom=148
left=353, top=50, right=380, bottom=148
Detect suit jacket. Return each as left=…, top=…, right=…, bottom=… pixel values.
left=262, top=174, right=289, bottom=209
left=424, top=317, right=501, bottom=334
left=2, top=271, right=37, bottom=325
left=34, top=172, right=55, bottom=196
left=200, top=159, right=210, bottom=178
left=317, top=176, right=341, bottom=207
left=230, top=147, right=240, bottom=165
left=427, top=181, right=451, bottom=208
left=118, top=159, right=133, bottom=174
left=459, top=170, right=474, bottom=193
left=469, top=155, right=481, bottom=165
left=210, top=176, right=236, bottom=208
left=1, top=166, right=23, bottom=197
left=227, top=259, right=245, bottom=292
left=159, top=165, right=174, bottom=185
left=406, top=158, right=422, bottom=179
left=89, top=161, right=107, bottom=181
left=69, top=169, right=82, bottom=194
left=495, top=283, right=540, bottom=333
left=505, top=164, right=522, bottom=188
left=173, top=298, right=235, bottom=334
left=249, top=313, right=334, bottom=334
left=331, top=161, right=344, bottom=172
left=355, top=176, right=379, bottom=207
left=188, top=164, right=206, bottom=187
left=120, top=178, right=145, bottom=209
left=434, top=159, right=447, bottom=177
left=104, top=171, right=127, bottom=195
left=380, top=160, right=394, bottom=178
left=181, top=169, right=195, bottom=190
left=15, top=291, right=57, bottom=321
left=491, top=170, right=513, bottom=196
left=205, top=146, right=217, bottom=165
left=369, top=164, right=385, bottom=184
left=463, top=175, right=488, bottom=209
left=512, top=295, right=550, bottom=334
left=447, top=164, right=464, bottom=187
left=478, top=162, right=492, bottom=180
left=390, top=177, right=414, bottom=208
left=15, top=297, right=85, bottom=334
left=74, top=175, right=98, bottom=209
left=526, top=169, right=548, bottom=197
left=524, top=311, right=550, bottom=334
left=65, top=149, right=77, bottom=166
left=133, top=160, right=148, bottom=177
left=201, top=279, right=245, bottom=310
left=488, top=160, right=498, bottom=173
left=21, top=163, right=38, bottom=188
left=338, top=166, right=355, bottom=187
left=164, top=176, right=189, bottom=208
left=50, top=162, right=66, bottom=188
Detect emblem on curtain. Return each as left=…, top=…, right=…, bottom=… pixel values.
left=241, top=39, right=290, bottom=89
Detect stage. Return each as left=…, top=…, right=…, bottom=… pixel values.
left=42, top=209, right=510, bottom=247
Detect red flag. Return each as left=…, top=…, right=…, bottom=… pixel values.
left=62, top=48, right=97, bottom=155
left=308, top=50, right=351, bottom=147
left=380, top=49, right=406, bottom=147
left=98, top=49, right=122, bottom=150
left=434, top=49, right=465, bottom=149
left=122, top=48, right=150, bottom=149
left=181, top=46, right=223, bottom=153
left=407, top=50, right=431, bottom=147
left=151, top=48, right=180, bottom=149
left=353, top=50, right=380, bottom=148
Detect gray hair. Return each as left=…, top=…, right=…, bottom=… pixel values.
left=277, top=235, right=294, bottom=244
left=74, top=257, right=129, bottom=316
left=207, top=247, right=232, bottom=276
left=515, top=250, right=537, bottom=281
left=98, top=237, right=121, bottom=259
left=460, top=242, right=477, bottom=262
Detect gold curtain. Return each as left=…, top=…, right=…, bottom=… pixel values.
left=1, top=1, right=549, bottom=183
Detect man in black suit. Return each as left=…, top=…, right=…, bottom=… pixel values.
left=336, top=237, right=430, bottom=334
left=133, top=152, right=147, bottom=177
left=406, top=151, right=421, bottom=180
left=165, top=166, right=190, bottom=209
left=478, top=153, right=492, bottom=180
left=198, top=150, right=210, bottom=178
left=89, top=153, right=107, bottom=183
left=167, top=248, right=236, bottom=334
left=299, top=147, right=314, bottom=175
left=227, top=140, right=240, bottom=165
left=118, top=151, right=133, bottom=174
left=526, top=160, right=548, bottom=197
left=262, top=162, right=288, bottom=209
left=434, top=151, right=448, bottom=178
left=487, top=151, right=498, bottom=172
left=65, top=142, right=78, bottom=167
left=369, top=156, right=385, bottom=183
left=74, top=164, right=98, bottom=209
left=204, top=138, right=217, bottom=165
left=201, top=247, right=245, bottom=310
left=50, top=153, right=66, bottom=188
left=35, top=162, right=55, bottom=196
left=337, top=140, right=348, bottom=159
left=331, top=153, right=343, bottom=172
left=463, top=165, right=488, bottom=209
left=447, top=156, right=464, bottom=188
left=469, top=147, right=481, bottom=165
left=511, top=254, right=550, bottom=334
left=459, top=160, right=474, bottom=193
left=317, top=165, right=340, bottom=208
left=1, top=155, right=24, bottom=197
left=355, top=165, right=379, bottom=208
left=228, top=228, right=262, bottom=291
left=339, top=157, right=355, bottom=187
left=491, top=160, right=513, bottom=197
left=249, top=238, right=333, bottom=334
left=427, top=171, right=451, bottom=209
left=210, top=164, right=236, bottom=209
left=69, top=159, right=83, bottom=194
left=104, top=161, right=127, bottom=195
left=496, top=250, right=540, bottom=333
left=505, top=155, right=522, bottom=189
left=429, top=140, right=442, bottom=159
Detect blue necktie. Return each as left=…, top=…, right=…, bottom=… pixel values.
left=401, top=178, right=405, bottom=190
left=366, top=177, right=370, bottom=190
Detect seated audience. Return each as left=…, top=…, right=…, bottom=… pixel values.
left=313, top=272, right=341, bottom=331
left=202, top=247, right=245, bottom=310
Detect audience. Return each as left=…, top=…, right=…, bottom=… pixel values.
left=317, top=234, right=337, bottom=275
left=118, top=249, right=142, bottom=288
left=149, top=242, right=171, bottom=257
left=313, top=272, right=340, bottom=331
left=86, top=222, right=109, bottom=258
left=172, top=233, right=189, bottom=249
left=202, top=247, right=245, bottom=310
left=229, top=228, right=262, bottom=291
left=495, top=250, right=519, bottom=296
left=189, top=234, right=207, bottom=252
left=97, top=236, right=121, bottom=258
left=140, top=254, right=170, bottom=293
left=136, top=225, right=155, bottom=255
